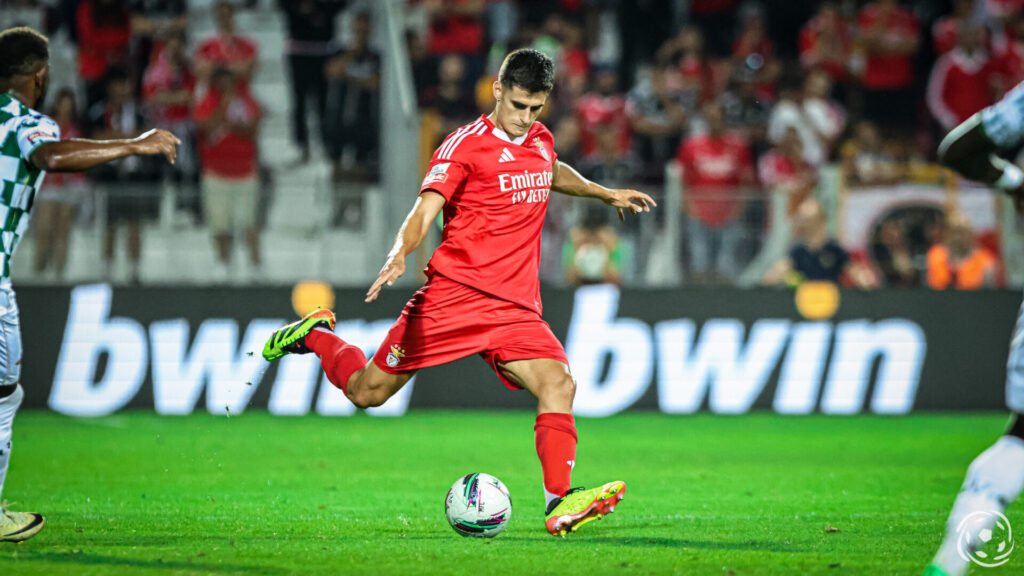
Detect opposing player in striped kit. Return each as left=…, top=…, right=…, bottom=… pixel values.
left=0, top=27, right=179, bottom=542
left=263, top=49, right=656, bottom=536
left=926, top=81, right=1024, bottom=575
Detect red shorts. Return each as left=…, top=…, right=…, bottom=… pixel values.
left=372, top=274, right=568, bottom=389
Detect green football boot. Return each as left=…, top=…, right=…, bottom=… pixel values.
left=545, top=481, right=626, bottom=537
left=262, top=308, right=337, bottom=362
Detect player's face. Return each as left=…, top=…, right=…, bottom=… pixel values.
left=493, top=83, right=548, bottom=139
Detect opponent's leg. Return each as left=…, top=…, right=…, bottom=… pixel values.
left=927, top=416, right=1024, bottom=576
left=498, top=358, right=626, bottom=537
left=0, top=286, right=44, bottom=542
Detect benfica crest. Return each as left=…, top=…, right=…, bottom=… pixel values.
left=531, top=137, right=550, bottom=161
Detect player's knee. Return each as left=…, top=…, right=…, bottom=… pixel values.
left=346, top=384, right=389, bottom=409
left=542, top=374, right=575, bottom=402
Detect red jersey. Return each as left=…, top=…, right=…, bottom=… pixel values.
left=75, top=1, right=131, bottom=81
left=194, top=89, right=261, bottom=179
left=677, top=132, right=752, bottom=228
left=576, top=93, right=631, bottom=158
left=419, top=115, right=557, bottom=314
left=859, top=4, right=921, bottom=90
left=195, top=34, right=257, bottom=91
left=926, top=48, right=994, bottom=130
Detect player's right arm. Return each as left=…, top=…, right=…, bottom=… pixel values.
left=30, top=129, right=180, bottom=172
left=365, top=191, right=446, bottom=303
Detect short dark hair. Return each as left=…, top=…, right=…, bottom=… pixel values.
left=499, top=49, right=554, bottom=94
left=0, top=27, right=49, bottom=80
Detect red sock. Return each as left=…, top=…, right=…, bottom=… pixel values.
left=305, top=329, right=366, bottom=395
left=535, top=413, right=578, bottom=501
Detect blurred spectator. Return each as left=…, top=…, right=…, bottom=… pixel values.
left=720, top=68, right=771, bottom=158
left=656, top=26, right=713, bottom=114
left=558, top=22, right=590, bottom=84
left=539, top=117, right=583, bottom=285
left=531, top=13, right=564, bottom=62
left=799, top=2, right=851, bottom=87
left=768, top=70, right=845, bottom=167
left=688, top=0, right=738, bottom=57
left=758, top=126, right=817, bottom=216
left=76, top=0, right=132, bottom=109
left=194, top=68, right=263, bottom=283
left=194, top=1, right=257, bottom=94
left=34, top=89, right=86, bottom=282
left=422, top=0, right=486, bottom=83
left=932, top=0, right=976, bottom=56
left=423, top=54, right=477, bottom=142
left=857, top=0, right=922, bottom=136
left=406, top=29, right=438, bottom=105
left=926, top=212, right=998, bottom=289
left=563, top=205, right=622, bottom=286
left=927, top=24, right=994, bottom=132
left=577, top=66, right=630, bottom=159
left=279, top=0, right=347, bottom=163
left=840, top=120, right=907, bottom=185
left=142, top=31, right=198, bottom=216
left=677, top=101, right=754, bottom=285
left=325, top=11, right=380, bottom=183
left=626, top=65, right=687, bottom=179
left=731, top=5, right=780, bottom=101
left=763, top=199, right=874, bottom=287
left=991, top=12, right=1024, bottom=95
left=872, top=219, right=919, bottom=287
left=129, top=0, right=188, bottom=94
left=580, top=124, right=639, bottom=192
left=87, top=68, right=161, bottom=284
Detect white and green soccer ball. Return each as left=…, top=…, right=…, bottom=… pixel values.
left=444, top=473, right=512, bottom=538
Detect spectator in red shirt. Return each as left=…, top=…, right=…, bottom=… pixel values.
left=677, top=101, right=754, bottom=285
left=194, top=1, right=257, bottom=95
left=194, top=68, right=263, bottom=283
left=800, top=2, right=851, bottom=87
left=422, top=0, right=486, bottom=86
left=858, top=0, right=922, bottom=135
left=576, top=66, right=631, bottom=159
left=758, top=127, right=818, bottom=217
left=927, top=24, right=995, bottom=132
left=76, top=0, right=132, bottom=109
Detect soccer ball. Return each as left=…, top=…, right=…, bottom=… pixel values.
left=444, top=473, right=512, bottom=538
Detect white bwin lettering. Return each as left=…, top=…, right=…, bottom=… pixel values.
left=564, top=285, right=927, bottom=416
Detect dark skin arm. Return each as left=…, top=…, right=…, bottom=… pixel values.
left=551, top=160, right=657, bottom=221
left=29, top=128, right=180, bottom=172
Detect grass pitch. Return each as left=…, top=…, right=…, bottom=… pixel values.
left=0, top=411, right=1019, bottom=575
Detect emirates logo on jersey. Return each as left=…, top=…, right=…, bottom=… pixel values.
left=499, top=170, right=553, bottom=205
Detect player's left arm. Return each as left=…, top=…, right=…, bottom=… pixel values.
left=550, top=160, right=657, bottom=221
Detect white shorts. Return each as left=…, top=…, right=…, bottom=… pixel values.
left=0, top=281, right=22, bottom=386
left=982, top=80, right=1024, bottom=150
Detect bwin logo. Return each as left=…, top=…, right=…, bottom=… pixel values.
left=565, top=285, right=927, bottom=417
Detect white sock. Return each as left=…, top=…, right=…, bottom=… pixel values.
left=0, top=385, right=24, bottom=502
left=933, top=435, right=1024, bottom=576
left=544, top=486, right=560, bottom=511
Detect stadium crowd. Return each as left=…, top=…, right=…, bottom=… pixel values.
left=4, top=0, right=1021, bottom=288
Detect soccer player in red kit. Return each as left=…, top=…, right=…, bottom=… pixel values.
left=262, top=49, right=656, bottom=537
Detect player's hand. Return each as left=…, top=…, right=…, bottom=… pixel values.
left=132, top=129, right=181, bottom=165
left=366, top=255, right=406, bottom=303
left=603, top=189, right=658, bottom=222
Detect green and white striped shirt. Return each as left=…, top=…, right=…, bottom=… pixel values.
left=0, top=93, right=61, bottom=278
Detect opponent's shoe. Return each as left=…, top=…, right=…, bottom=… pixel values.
left=545, top=481, right=626, bottom=537
left=0, top=507, right=44, bottom=542
left=262, top=308, right=337, bottom=361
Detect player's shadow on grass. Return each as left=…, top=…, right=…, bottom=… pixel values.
left=11, top=551, right=285, bottom=574
left=408, top=535, right=799, bottom=552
